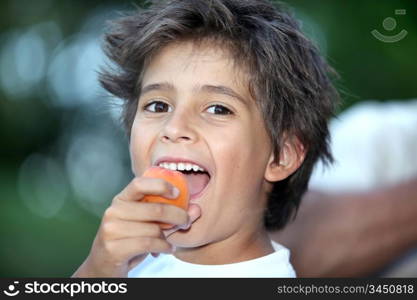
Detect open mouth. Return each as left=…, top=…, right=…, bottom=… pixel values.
left=157, top=161, right=211, bottom=200
left=179, top=169, right=210, bottom=199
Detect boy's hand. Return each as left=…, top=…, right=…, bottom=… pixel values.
left=72, top=176, right=192, bottom=278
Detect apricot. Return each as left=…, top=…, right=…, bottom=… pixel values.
left=142, top=166, right=189, bottom=229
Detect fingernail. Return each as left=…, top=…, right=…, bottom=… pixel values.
left=183, top=220, right=192, bottom=230
left=171, top=187, right=180, bottom=198
left=171, top=245, right=176, bottom=253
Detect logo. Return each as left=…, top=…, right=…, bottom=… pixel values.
left=371, top=9, right=408, bottom=43
left=3, top=281, right=127, bottom=297
left=3, top=281, right=20, bottom=297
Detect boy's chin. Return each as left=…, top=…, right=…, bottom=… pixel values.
left=166, top=228, right=207, bottom=248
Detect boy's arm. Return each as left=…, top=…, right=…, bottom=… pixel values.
left=269, top=176, right=417, bottom=277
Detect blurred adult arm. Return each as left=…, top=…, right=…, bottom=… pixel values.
left=269, top=176, right=417, bottom=277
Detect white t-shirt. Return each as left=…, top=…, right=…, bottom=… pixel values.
left=128, top=240, right=296, bottom=278
left=310, top=99, right=417, bottom=192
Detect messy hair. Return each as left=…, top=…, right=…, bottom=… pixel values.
left=100, top=0, right=338, bottom=230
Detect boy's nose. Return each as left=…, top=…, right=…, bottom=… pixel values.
left=159, top=110, right=197, bottom=144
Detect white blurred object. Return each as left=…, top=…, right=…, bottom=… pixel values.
left=310, top=99, right=417, bottom=192
left=0, top=22, right=60, bottom=100
left=65, top=129, right=127, bottom=217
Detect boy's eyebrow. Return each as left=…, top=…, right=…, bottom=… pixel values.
left=140, top=82, right=249, bottom=106
left=140, top=82, right=174, bottom=95
left=199, top=84, right=249, bottom=106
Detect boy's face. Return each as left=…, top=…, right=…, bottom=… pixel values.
left=130, top=41, right=275, bottom=248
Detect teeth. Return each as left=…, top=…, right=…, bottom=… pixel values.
left=158, top=161, right=206, bottom=172
left=169, top=162, right=176, bottom=171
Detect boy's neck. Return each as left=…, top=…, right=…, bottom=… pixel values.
left=173, top=226, right=274, bottom=265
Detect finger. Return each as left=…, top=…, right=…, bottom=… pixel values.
left=101, top=220, right=162, bottom=241
left=107, top=200, right=189, bottom=226
left=187, top=203, right=202, bottom=224
left=129, top=254, right=150, bottom=270
left=106, top=236, right=174, bottom=264
left=164, top=203, right=202, bottom=238
left=115, top=177, right=179, bottom=203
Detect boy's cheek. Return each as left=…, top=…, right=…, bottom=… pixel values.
left=129, top=148, right=146, bottom=176
left=129, top=135, right=151, bottom=176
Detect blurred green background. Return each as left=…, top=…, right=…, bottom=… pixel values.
left=1, top=0, right=416, bottom=277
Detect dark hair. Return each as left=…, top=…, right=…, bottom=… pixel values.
left=100, top=0, right=339, bottom=230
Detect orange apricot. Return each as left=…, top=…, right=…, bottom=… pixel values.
left=142, top=166, right=189, bottom=229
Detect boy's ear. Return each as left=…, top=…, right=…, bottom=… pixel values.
left=264, top=136, right=306, bottom=182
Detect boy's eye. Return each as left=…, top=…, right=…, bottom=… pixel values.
left=144, top=101, right=172, bottom=113
left=206, top=104, right=233, bottom=115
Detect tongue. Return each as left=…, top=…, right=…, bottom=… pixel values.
left=185, top=173, right=210, bottom=196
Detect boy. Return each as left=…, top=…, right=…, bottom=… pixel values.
left=73, top=0, right=337, bottom=277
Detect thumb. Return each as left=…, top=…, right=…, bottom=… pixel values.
left=163, top=203, right=202, bottom=237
